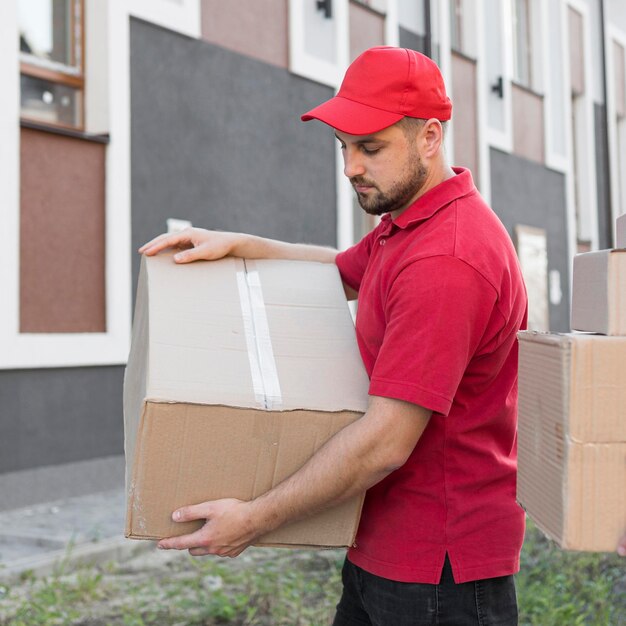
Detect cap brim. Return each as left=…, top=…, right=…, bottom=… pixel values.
left=301, top=96, right=404, bottom=135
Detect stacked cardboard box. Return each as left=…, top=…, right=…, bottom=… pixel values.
left=124, top=253, right=370, bottom=548
left=517, top=224, right=626, bottom=551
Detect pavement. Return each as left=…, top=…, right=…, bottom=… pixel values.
left=0, top=488, right=153, bottom=582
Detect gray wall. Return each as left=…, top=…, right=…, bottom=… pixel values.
left=490, top=148, right=570, bottom=331
left=0, top=19, right=338, bottom=506
left=399, top=27, right=426, bottom=54
left=130, top=18, right=337, bottom=291
left=595, top=102, right=614, bottom=249
left=0, top=366, right=124, bottom=474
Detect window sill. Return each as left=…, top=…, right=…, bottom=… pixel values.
left=20, top=119, right=110, bottom=144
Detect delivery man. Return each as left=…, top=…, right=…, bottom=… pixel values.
left=141, top=47, right=526, bottom=625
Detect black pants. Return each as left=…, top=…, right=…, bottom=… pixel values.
left=333, top=556, right=518, bottom=626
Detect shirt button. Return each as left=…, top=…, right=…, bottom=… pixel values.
left=379, top=238, right=386, bottom=246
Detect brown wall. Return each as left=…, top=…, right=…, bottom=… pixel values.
left=512, top=84, right=545, bottom=165
left=200, top=0, right=288, bottom=69
left=20, top=128, right=106, bottom=333
left=451, top=52, right=479, bottom=181
left=349, top=1, right=385, bottom=62
left=569, top=7, right=585, bottom=96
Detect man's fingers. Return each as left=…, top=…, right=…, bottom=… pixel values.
left=189, top=547, right=212, bottom=557
left=173, top=502, right=212, bottom=522
left=158, top=526, right=207, bottom=551
left=173, top=246, right=206, bottom=264
left=139, top=231, right=193, bottom=256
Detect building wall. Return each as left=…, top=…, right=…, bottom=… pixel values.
left=490, top=148, right=570, bottom=332
left=0, top=366, right=124, bottom=509
left=4, top=0, right=626, bottom=510
left=130, top=18, right=337, bottom=292
left=0, top=15, right=337, bottom=511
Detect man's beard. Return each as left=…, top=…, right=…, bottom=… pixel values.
left=351, top=153, right=428, bottom=216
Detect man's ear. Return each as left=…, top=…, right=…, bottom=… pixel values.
left=421, top=118, right=444, bottom=158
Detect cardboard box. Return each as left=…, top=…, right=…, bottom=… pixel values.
left=617, top=214, right=626, bottom=248
left=571, top=249, right=626, bottom=335
left=517, top=331, right=626, bottom=551
left=124, top=253, right=370, bottom=547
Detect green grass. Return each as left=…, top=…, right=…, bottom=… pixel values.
left=517, top=518, right=626, bottom=625
left=0, top=518, right=623, bottom=625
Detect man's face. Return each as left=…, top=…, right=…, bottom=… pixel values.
left=335, top=123, right=428, bottom=217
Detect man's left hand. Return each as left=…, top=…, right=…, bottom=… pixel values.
left=157, top=498, right=258, bottom=558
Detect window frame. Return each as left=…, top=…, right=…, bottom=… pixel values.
left=19, top=0, right=86, bottom=131
left=512, top=0, right=532, bottom=88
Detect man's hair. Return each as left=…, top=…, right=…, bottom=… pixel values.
left=397, top=116, right=449, bottom=141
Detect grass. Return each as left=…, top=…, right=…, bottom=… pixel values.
left=0, top=518, right=624, bottom=625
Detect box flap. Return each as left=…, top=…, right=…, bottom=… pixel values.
left=564, top=443, right=626, bottom=551
left=518, top=331, right=626, bottom=443
left=123, top=256, right=150, bottom=498
left=571, top=250, right=610, bottom=334
left=126, top=402, right=364, bottom=547
left=517, top=331, right=569, bottom=542
left=517, top=331, right=626, bottom=550
left=571, top=249, right=626, bottom=335
left=142, top=253, right=369, bottom=413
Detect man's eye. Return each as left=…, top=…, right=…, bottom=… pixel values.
left=361, top=146, right=380, bottom=155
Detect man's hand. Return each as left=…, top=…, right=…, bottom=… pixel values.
left=618, top=532, right=626, bottom=557
left=139, top=227, right=241, bottom=263
left=157, top=498, right=259, bottom=557
left=139, top=228, right=339, bottom=266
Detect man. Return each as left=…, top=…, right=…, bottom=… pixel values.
left=141, top=47, right=526, bottom=625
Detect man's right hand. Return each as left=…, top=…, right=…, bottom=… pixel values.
left=139, top=228, right=243, bottom=263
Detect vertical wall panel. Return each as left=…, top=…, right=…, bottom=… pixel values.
left=200, top=0, right=288, bottom=69
left=512, top=84, right=545, bottom=164
left=349, top=1, right=385, bottom=61
left=451, top=52, right=479, bottom=179
left=569, top=7, right=585, bottom=96
left=614, top=41, right=626, bottom=117
left=20, top=128, right=106, bottom=333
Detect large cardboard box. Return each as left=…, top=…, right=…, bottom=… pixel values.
left=124, top=253, right=370, bottom=547
left=617, top=214, right=626, bottom=248
left=571, top=249, right=626, bottom=335
left=517, top=331, right=626, bottom=551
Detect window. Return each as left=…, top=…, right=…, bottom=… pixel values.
left=512, top=0, right=531, bottom=87
left=19, top=0, right=84, bottom=130
left=450, top=0, right=463, bottom=53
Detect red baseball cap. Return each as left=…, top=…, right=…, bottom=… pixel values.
left=301, top=46, right=452, bottom=135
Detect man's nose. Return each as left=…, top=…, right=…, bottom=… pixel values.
left=343, top=150, right=366, bottom=178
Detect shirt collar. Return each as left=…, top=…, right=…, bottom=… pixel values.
left=382, top=167, right=476, bottom=231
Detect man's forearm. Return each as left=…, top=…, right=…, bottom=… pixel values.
left=230, top=233, right=339, bottom=264
left=244, top=396, right=430, bottom=539
left=157, top=396, right=429, bottom=556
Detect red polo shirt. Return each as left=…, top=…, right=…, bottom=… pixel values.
left=335, top=168, right=527, bottom=584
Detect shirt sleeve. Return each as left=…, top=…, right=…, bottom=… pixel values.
left=368, top=255, right=500, bottom=415
left=335, top=229, right=377, bottom=293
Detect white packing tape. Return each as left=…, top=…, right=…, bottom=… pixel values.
left=236, top=263, right=282, bottom=410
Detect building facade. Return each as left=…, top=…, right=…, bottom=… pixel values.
left=1, top=0, right=625, bottom=509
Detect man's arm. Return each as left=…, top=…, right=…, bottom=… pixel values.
left=139, top=227, right=338, bottom=264
left=157, top=395, right=430, bottom=557
left=139, top=227, right=359, bottom=299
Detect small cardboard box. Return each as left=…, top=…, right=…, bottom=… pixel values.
left=617, top=214, right=626, bottom=248
left=517, top=331, right=626, bottom=551
left=124, top=253, right=370, bottom=547
left=571, top=249, right=626, bottom=335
